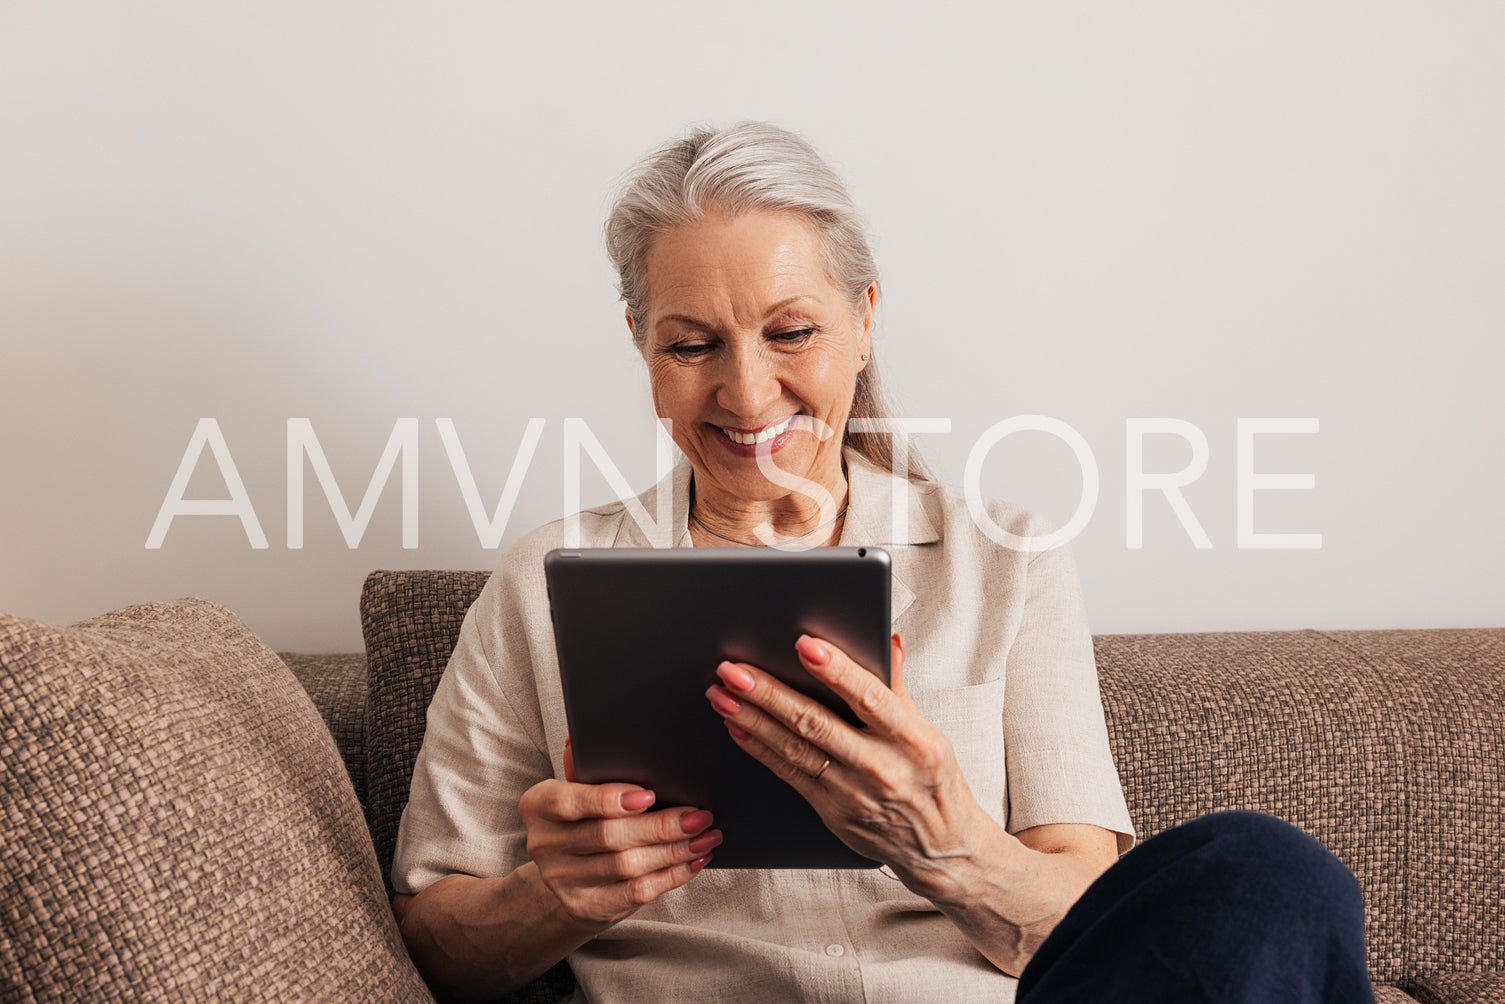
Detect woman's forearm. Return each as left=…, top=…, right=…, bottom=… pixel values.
left=394, top=862, right=606, bottom=1002
left=904, top=816, right=1116, bottom=978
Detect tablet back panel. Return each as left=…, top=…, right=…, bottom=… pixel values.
left=545, top=547, right=891, bottom=869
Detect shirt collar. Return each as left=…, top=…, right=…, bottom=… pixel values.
left=611, top=447, right=941, bottom=550
left=836, top=449, right=941, bottom=547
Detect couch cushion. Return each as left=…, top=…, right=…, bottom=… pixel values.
left=1095, top=629, right=1410, bottom=984
left=1409, top=971, right=1505, bottom=1004
left=1329, top=630, right=1504, bottom=981
left=281, top=651, right=369, bottom=808
left=359, top=569, right=490, bottom=893
left=0, top=599, right=433, bottom=1003
left=1094, top=627, right=1505, bottom=989
left=361, top=569, right=575, bottom=1004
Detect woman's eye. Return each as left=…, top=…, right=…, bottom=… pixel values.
left=772, top=327, right=816, bottom=344
left=667, top=342, right=713, bottom=358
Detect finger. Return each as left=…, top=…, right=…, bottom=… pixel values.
left=792, top=635, right=902, bottom=732
left=611, top=851, right=715, bottom=910
left=564, top=736, right=577, bottom=783
left=539, top=837, right=717, bottom=925
left=524, top=778, right=657, bottom=825
left=585, top=806, right=716, bottom=851
left=570, top=806, right=719, bottom=859
left=709, top=682, right=836, bottom=779
left=710, top=665, right=858, bottom=768
left=889, top=633, right=908, bottom=700
left=720, top=716, right=826, bottom=802
left=573, top=822, right=725, bottom=881
left=529, top=801, right=717, bottom=870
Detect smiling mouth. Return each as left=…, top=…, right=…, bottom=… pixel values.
left=717, top=415, right=797, bottom=446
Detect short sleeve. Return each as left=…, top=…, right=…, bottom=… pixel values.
left=1001, top=542, right=1135, bottom=853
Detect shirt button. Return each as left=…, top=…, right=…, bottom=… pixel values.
left=825, top=944, right=845, bottom=958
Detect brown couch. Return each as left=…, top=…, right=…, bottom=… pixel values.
left=4, top=571, right=1501, bottom=1002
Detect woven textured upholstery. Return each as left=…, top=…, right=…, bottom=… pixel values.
left=0, top=599, right=432, bottom=1003
left=283, top=651, right=369, bottom=808
left=360, top=569, right=490, bottom=893
left=360, top=570, right=576, bottom=1004
left=1410, top=971, right=1505, bottom=1004
left=1330, top=630, right=1503, bottom=983
left=1094, top=628, right=1504, bottom=998
left=1095, top=630, right=1409, bottom=982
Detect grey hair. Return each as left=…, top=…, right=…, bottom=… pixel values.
left=604, top=121, right=929, bottom=482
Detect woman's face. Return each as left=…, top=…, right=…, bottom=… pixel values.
left=634, top=210, right=873, bottom=512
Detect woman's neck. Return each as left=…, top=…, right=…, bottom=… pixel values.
left=689, top=471, right=849, bottom=549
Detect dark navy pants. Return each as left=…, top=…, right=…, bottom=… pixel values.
left=1016, top=811, right=1375, bottom=1003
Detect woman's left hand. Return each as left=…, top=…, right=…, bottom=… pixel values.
left=704, top=633, right=999, bottom=902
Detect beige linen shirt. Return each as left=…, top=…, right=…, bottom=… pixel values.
left=393, top=450, right=1134, bottom=1003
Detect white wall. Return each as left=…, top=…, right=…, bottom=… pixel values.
left=3, top=2, right=1502, bottom=651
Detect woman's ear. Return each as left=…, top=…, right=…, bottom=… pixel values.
left=857, top=282, right=877, bottom=369
left=625, top=306, right=635, bottom=337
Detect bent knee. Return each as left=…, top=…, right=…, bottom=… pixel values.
left=1188, top=811, right=1363, bottom=910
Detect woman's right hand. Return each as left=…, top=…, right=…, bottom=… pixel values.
left=517, top=740, right=720, bottom=927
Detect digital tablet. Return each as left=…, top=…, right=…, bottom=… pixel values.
left=544, top=546, right=892, bottom=869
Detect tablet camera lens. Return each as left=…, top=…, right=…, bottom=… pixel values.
left=857, top=548, right=866, bottom=557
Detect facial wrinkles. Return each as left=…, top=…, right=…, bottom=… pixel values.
left=647, top=222, right=830, bottom=339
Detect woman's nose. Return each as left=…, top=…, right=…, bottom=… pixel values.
left=716, top=347, right=780, bottom=418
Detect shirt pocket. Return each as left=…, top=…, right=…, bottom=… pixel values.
left=908, top=676, right=1008, bottom=825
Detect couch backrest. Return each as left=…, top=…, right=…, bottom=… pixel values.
left=1095, top=628, right=1503, bottom=985
left=360, top=569, right=1503, bottom=989
left=360, top=571, right=582, bottom=1004
left=360, top=569, right=490, bottom=896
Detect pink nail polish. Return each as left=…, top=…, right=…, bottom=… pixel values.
left=688, top=829, right=722, bottom=854
left=680, top=809, right=714, bottom=834
left=797, top=635, right=830, bottom=665
left=718, top=662, right=755, bottom=692
left=724, top=720, right=750, bottom=740
left=689, top=854, right=712, bottom=873
left=620, top=789, right=656, bottom=812
left=706, top=685, right=740, bottom=715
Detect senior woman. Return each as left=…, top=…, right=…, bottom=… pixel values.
left=391, top=124, right=1374, bottom=1004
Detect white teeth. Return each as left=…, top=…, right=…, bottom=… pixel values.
left=722, top=416, right=795, bottom=445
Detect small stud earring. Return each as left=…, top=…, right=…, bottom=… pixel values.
left=861, top=354, right=868, bottom=362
